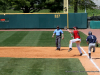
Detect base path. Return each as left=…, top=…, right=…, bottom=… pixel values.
left=0, top=47, right=100, bottom=75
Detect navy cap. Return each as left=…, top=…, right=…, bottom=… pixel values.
left=57, top=26, right=59, bottom=28
left=88, top=31, right=92, bottom=35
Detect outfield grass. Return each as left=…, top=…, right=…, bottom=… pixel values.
left=0, top=31, right=88, bottom=47
left=0, top=58, right=87, bottom=75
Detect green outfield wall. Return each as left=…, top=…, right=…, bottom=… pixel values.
left=90, top=21, right=100, bottom=29
left=0, top=13, right=87, bottom=29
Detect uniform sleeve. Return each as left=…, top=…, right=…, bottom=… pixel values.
left=60, top=30, right=63, bottom=34
left=53, top=30, right=56, bottom=34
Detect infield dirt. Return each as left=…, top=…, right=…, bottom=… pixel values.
left=0, top=47, right=100, bottom=75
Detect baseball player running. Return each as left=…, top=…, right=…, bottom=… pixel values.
left=86, top=31, right=98, bottom=59
left=67, top=26, right=83, bottom=56
left=52, top=26, right=64, bottom=51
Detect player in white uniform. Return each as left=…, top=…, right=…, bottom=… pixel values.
left=67, top=26, right=82, bottom=56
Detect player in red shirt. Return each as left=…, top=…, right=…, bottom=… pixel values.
left=67, top=26, right=83, bottom=56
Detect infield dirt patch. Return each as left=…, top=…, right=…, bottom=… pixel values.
left=0, top=47, right=100, bottom=75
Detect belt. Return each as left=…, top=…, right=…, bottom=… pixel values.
left=76, top=38, right=80, bottom=39
left=89, top=43, right=96, bottom=44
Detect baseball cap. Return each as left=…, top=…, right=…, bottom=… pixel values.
left=57, top=26, right=59, bottom=28
left=88, top=31, right=92, bottom=35
left=73, top=26, right=78, bottom=29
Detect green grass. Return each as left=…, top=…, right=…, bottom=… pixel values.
left=0, top=9, right=23, bottom=13
left=0, top=31, right=89, bottom=75
left=0, top=58, right=87, bottom=75
left=0, top=31, right=89, bottom=47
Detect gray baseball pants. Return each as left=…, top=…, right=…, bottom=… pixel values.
left=88, top=43, right=96, bottom=53
left=56, top=36, right=61, bottom=49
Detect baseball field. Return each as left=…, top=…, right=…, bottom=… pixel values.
left=0, top=30, right=100, bottom=75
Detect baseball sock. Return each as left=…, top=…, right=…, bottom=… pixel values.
left=89, top=53, right=91, bottom=58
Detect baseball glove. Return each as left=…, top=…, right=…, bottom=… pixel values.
left=64, top=26, right=67, bottom=30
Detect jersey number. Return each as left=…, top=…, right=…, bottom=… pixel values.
left=91, top=36, right=94, bottom=39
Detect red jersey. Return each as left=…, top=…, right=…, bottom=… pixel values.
left=73, top=30, right=80, bottom=39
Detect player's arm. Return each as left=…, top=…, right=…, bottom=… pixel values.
left=86, top=41, right=89, bottom=44
left=52, top=30, right=56, bottom=38
left=67, top=29, right=74, bottom=37
left=67, top=29, right=73, bottom=33
left=62, top=33, right=64, bottom=39
left=52, top=33, right=55, bottom=38
left=86, top=37, right=89, bottom=45
left=61, top=30, right=64, bottom=39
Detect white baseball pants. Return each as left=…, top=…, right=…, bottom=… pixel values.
left=69, top=38, right=82, bottom=54
left=88, top=43, right=96, bottom=53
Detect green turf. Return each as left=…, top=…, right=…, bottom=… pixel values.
left=37, top=31, right=88, bottom=47
left=0, top=31, right=89, bottom=47
left=0, top=58, right=87, bottom=75
left=37, top=31, right=55, bottom=46
left=16, top=31, right=42, bottom=46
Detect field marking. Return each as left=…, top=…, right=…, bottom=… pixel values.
left=81, top=47, right=100, bottom=72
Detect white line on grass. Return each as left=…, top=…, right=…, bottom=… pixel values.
left=81, top=47, right=100, bottom=72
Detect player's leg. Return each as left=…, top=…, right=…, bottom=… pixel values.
left=68, top=39, right=76, bottom=52
left=58, top=36, right=61, bottom=50
left=76, top=43, right=82, bottom=56
left=92, top=44, right=96, bottom=52
left=75, top=39, right=82, bottom=55
left=56, top=36, right=58, bottom=50
left=88, top=44, right=93, bottom=59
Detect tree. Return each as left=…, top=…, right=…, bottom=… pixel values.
left=4, top=0, right=46, bottom=13
left=0, top=0, right=8, bottom=12
left=70, top=0, right=97, bottom=13
left=0, top=0, right=63, bottom=13
left=45, top=0, right=63, bottom=12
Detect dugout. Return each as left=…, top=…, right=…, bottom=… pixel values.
left=88, top=15, right=100, bottom=29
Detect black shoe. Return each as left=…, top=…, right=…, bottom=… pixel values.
left=80, top=53, right=83, bottom=56
left=93, top=50, right=95, bottom=52
left=58, top=48, right=60, bottom=51
left=68, top=48, right=72, bottom=52
left=56, top=48, right=60, bottom=50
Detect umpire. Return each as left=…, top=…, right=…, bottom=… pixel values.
left=52, top=26, right=64, bottom=50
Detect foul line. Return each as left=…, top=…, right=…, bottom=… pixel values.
left=80, top=47, right=100, bottom=72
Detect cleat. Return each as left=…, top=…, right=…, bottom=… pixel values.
left=89, top=56, right=91, bottom=59
left=68, top=48, right=72, bottom=52
left=80, top=53, right=83, bottom=56
left=93, top=50, right=95, bottom=52
left=56, top=48, right=60, bottom=50
left=58, top=48, right=60, bottom=51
